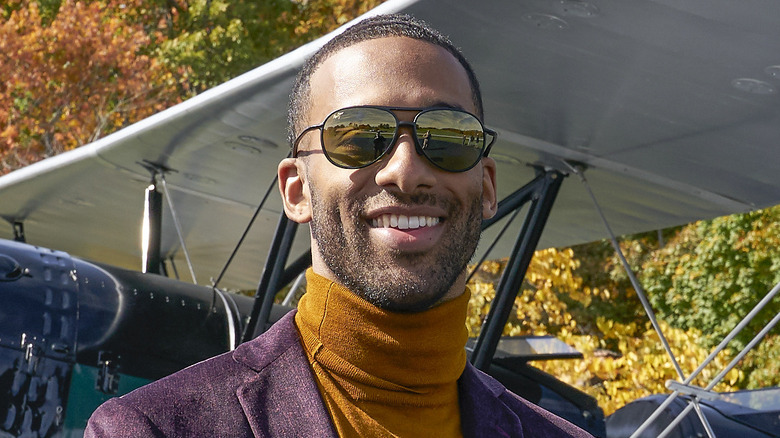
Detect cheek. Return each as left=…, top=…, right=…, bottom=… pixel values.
left=308, top=165, right=366, bottom=211
left=451, top=171, right=485, bottom=198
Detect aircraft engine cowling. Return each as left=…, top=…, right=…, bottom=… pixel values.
left=0, top=238, right=290, bottom=437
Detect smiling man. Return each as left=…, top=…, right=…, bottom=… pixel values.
left=282, top=34, right=492, bottom=314
left=86, top=14, right=592, bottom=438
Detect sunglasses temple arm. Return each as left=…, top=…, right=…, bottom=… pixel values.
left=484, top=128, right=498, bottom=156
left=291, top=124, right=323, bottom=158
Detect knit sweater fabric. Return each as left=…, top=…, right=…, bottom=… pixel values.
left=295, top=269, right=469, bottom=437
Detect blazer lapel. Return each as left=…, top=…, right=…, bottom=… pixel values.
left=234, top=312, right=337, bottom=438
left=459, top=363, right=525, bottom=438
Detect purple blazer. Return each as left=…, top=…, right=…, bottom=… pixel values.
left=86, top=312, right=592, bottom=437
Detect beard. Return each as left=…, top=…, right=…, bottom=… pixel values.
left=308, top=180, right=483, bottom=313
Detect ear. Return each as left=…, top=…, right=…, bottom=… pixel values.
left=278, top=157, right=312, bottom=223
left=481, top=157, right=498, bottom=220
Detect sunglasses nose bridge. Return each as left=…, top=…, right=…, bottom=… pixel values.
left=394, top=120, right=423, bottom=155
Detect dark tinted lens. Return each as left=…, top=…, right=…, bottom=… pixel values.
left=415, top=110, right=485, bottom=171
left=321, top=107, right=396, bottom=168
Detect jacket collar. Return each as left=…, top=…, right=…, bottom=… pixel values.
left=459, top=362, right=526, bottom=438
left=233, top=311, right=338, bottom=438
left=228, top=311, right=533, bottom=438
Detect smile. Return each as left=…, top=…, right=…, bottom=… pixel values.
left=370, top=214, right=441, bottom=229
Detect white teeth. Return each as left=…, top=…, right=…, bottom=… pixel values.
left=371, top=214, right=440, bottom=229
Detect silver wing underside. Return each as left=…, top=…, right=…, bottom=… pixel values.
left=1, top=0, right=779, bottom=290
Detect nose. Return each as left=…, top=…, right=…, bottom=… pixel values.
left=373, top=127, right=437, bottom=192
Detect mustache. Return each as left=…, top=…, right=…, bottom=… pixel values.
left=359, top=190, right=445, bottom=211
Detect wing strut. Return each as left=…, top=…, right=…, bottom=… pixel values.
left=241, top=212, right=298, bottom=342
left=471, top=169, right=564, bottom=371
left=631, top=281, right=780, bottom=438
left=141, top=176, right=163, bottom=274
left=159, top=173, right=197, bottom=284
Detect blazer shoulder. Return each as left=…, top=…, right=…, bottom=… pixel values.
left=85, top=312, right=305, bottom=437
left=85, top=397, right=164, bottom=438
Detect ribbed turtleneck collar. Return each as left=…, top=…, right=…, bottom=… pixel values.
left=295, top=268, right=469, bottom=402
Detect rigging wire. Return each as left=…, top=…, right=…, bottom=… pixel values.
left=561, top=161, right=686, bottom=380
left=565, top=160, right=780, bottom=438
left=211, top=174, right=279, bottom=291
left=160, top=173, right=197, bottom=284
left=466, top=207, right=522, bottom=284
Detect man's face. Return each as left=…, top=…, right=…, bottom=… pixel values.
left=280, top=36, right=497, bottom=312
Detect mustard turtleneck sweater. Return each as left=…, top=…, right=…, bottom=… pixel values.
left=294, top=269, right=469, bottom=438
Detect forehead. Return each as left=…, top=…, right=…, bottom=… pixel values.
left=307, top=36, right=475, bottom=123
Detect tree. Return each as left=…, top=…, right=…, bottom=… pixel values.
left=467, top=248, right=742, bottom=415
left=1, top=0, right=387, bottom=175
left=0, top=0, right=181, bottom=174
left=638, top=206, right=780, bottom=388
left=641, top=206, right=780, bottom=351
left=143, top=0, right=386, bottom=92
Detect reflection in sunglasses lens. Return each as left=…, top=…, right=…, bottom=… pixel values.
left=322, top=107, right=484, bottom=171
left=323, top=108, right=396, bottom=168
left=416, top=110, right=484, bottom=172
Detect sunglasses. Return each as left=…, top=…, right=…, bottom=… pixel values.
left=292, top=106, right=497, bottom=172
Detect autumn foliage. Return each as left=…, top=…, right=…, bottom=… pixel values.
left=0, top=0, right=387, bottom=175
left=0, top=0, right=181, bottom=174
left=467, top=210, right=780, bottom=415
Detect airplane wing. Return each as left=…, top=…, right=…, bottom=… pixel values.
left=1, top=0, right=779, bottom=290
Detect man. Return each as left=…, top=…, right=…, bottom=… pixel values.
left=86, top=14, right=592, bottom=437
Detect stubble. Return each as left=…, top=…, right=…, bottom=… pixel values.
left=308, top=178, right=483, bottom=312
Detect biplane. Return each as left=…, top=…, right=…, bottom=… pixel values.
left=1, top=0, right=779, bottom=436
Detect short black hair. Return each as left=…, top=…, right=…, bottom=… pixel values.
left=287, top=13, right=484, bottom=147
